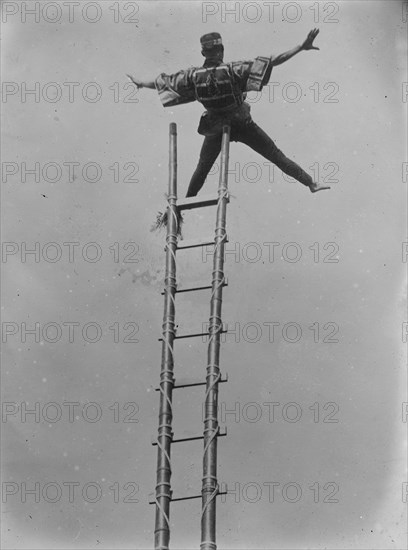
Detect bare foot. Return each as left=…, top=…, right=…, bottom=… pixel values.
left=309, top=182, right=331, bottom=193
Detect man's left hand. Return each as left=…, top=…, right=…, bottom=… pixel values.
left=302, top=28, right=320, bottom=51
left=126, top=74, right=143, bottom=88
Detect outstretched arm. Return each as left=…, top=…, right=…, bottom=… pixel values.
left=271, top=28, right=320, bottom=67
left=126, top=74, right=156, bottom=89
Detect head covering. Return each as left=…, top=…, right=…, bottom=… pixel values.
left=200, top=32, right=223, bottom=51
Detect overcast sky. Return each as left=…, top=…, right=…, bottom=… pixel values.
left=1, top=1, right=407, bottom=549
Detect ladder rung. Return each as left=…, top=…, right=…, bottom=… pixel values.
left=169, top=494, right=202, bottom=502
left=155, top=373, right=228, bottom=391
left=177, top=235, right=229, bottom=250
left=177, top=283, right=214, bottom=293
left=158, top=328, right=227, bottom=342
left=176, top=327, right=228, bottom=339
left=161, top=278, right=228, bottom=295
left=177, top=194, right=227, bottom=211
left=152, top=427, right=227, bottom=446
left=149, top=490, right=228, bottom=505
left=177, top=236, right=215, bottom=250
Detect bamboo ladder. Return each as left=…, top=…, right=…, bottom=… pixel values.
left=150, top=122, right=231, bottom=550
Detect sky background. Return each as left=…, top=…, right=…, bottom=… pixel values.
left=1, top=1, right=407, bottom=549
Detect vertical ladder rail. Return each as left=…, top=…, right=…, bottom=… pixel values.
left=201, top=125, right=231, bottom=550
left=154, top=122, right=178, bottom=550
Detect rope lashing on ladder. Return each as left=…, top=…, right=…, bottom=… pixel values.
left=212, top=187, right=229, bottom=257
left=155, top=431, right=173, bottom=476
left=153, top=489, right=171, bottom=530
left=160, top=317, right=176, bottom=368
left=204, top=370, right=221, bottom=403
left=158, top=379, right=174, bottom=415
left=201, top=481, right=219, bottom=521
left=167, top=192, right=179, bottom=228
left=203, top=424, right=220, bottom=459
left=155, top=426, right=172, bottom=531
left=201, top=435, right=220, bottom=523
left=202, top=368, right=221, bottom=455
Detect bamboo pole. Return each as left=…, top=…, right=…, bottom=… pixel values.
left=154, top=122, right=178, bottom=550
left=201, top=125, right=231, bottom=550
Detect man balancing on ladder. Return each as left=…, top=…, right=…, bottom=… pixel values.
left=128, top=29, right=330, bottom=195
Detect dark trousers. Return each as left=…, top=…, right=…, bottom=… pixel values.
left=186, top=120, right=313, bottom=197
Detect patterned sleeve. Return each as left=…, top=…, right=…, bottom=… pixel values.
left=155, top=68, right=196, bottom=107
left=231, top=57, right=274, bottom=92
